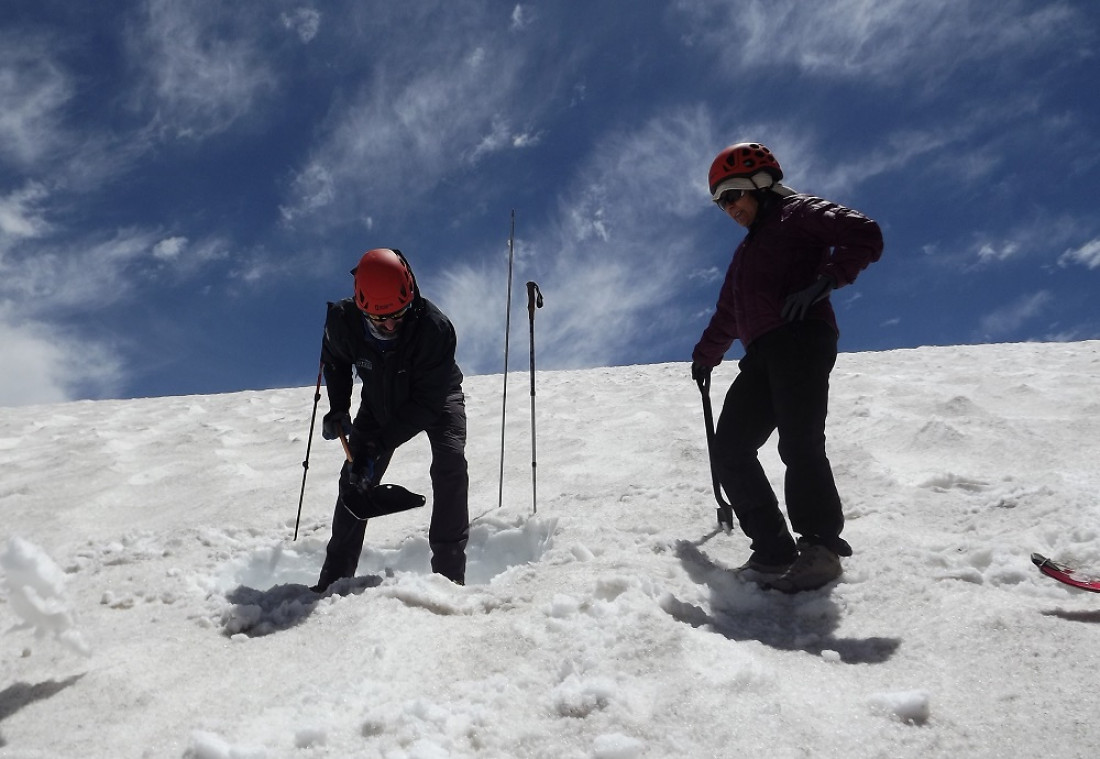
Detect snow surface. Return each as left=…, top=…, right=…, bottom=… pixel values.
left=2, top=341, right=1099, bottom=758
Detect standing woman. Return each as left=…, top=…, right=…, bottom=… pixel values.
left=692, top=143, right=883, bottom=592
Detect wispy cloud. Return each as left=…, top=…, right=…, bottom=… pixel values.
left=1059, top=239, right=1100, bottom=270
left=5, top=227, right=163, bottom=311
left=967, top=215, right=1089, bottom=269
left=440, top=107, right=720, bottom=373
left=279, top=8, right=545, bottom=226
left=0, top=183, right=52, bottom=242
left=0, top=33, right=74, bottom=168
left=130, top=0, right=278, bottom=140
left=977, top=290, right=1053, bottom=340
left=0, top=220, right=231, bottom=403
left=281, top=7, right=321, bottom=44
left=0, top=306, right=124, bottom=405
left=679, top=0, right=1085, bottom=89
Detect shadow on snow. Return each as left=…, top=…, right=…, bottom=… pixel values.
left=667, top=539, right=901, bottom=664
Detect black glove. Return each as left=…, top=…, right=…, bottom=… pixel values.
left=346, top=439, right=382, bottom=493
left=346, top=457, right=375, bottom=494
left=781, top=277, right=834, bottom=322
left=691, top=362, right=712, bottom=384
left=321, top=410, right=352, bottom=441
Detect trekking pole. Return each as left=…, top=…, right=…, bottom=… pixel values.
left=498, top=210, right=516, bottom=509
left=526, top=281, right=543, bottom=514
left=294, top=360, right=324, bottom=540
left=696, top=373, right=735, bottom=533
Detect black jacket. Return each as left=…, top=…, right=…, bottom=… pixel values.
left=322, top=296, right=463, bottom=451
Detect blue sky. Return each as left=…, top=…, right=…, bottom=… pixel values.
left=2, top=1, right=1098, bottom=406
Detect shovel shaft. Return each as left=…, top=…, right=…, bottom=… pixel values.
left=338, top=432, right=354, bottom=462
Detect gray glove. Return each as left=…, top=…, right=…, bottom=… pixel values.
left=321, top=410, right=352, bottom=441
left=781, top=277, right=834, bottom=322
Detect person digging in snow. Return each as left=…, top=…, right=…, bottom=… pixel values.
left=313, top=248, right=469, bottom=591
left=691, top=142, right=883, bottom=592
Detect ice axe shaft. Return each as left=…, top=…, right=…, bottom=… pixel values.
left=697, top=374, right=735, bottom=533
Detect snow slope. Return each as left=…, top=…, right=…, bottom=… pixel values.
left=2, top=341, right=1099, bottom=758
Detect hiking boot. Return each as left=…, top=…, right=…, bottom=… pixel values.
left=737, top=551, right=795, bottom=578
left=763, top=543, right=842, bottom=593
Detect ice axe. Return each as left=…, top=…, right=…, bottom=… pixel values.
left=696, top=373, right=735, bottom=533
left=337, top=432, right=427, bottom=519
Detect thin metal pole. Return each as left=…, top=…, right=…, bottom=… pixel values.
left=294, top=360, right=324, bottom=540
left=526, top=281, right=543, bottom=513
left=498, top=210, right=516, bottom=509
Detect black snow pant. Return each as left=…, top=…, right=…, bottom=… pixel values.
left=317, top=391, right=469, bottom=588
left=713, top=320, right=849, bottom=563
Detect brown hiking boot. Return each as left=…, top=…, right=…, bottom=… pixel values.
left=737, top=556, right=792, bottom=577
left=762, top=544, right=842, bottom=593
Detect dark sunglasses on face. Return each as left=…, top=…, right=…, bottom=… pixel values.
left=716, top=189, right=747, bottom=209
left=366, top=303, right=412, bottom=323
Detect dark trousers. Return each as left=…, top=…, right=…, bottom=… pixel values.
left=318, top=391, right=469, bottom=587
left=713, top=321, right=847, bottom=562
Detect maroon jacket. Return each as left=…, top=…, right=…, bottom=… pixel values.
left=693, top=193, right=883, bottom=366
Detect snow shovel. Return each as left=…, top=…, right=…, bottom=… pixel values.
left=338, top=433, right=427, bottom=519
left=696, top=374, right=735, bottom=533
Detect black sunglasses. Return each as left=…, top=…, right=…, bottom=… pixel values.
left=366, top=303, right=412, bottom=323
left=716, top=189, right=747, bottom=209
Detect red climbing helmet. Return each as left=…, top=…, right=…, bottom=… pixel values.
left=352, top=248, right=415, bottom=315
left=708, top=142, right=784, bottom=199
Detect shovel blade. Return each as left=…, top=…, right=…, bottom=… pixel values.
left=360, top=484, right=426, bottom=518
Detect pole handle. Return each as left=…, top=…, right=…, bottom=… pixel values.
left=526, top=281, right=543, bottom=314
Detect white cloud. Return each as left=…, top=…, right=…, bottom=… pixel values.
left=976, top=241, right=1022, bottom=264
left=281, top=7, right=321, bottom=43
left=978, top=291, right=1053, bottom=339
left=510, top=5, right=532, bottom=31
left=4, top=225, right=229, bottom=314
left=4, top=228, right=157, bottom=309
left=278, top=14, right=541, bottom=224
left=1059, top=238, right=1100, bottom=270
left=440, top=107, right=722, bottom=374
left=0, top=35, right=74, bottom=168
left=0, top=183, right=51, bottom=242
left=0, top=307, right=122, bottom=406
left=133, top=0, right=277, bottom=140
left=153, top=236, right=188, bottom=261
left=280, top=162, right=336, bottom=224
left=949, top=216, right=1087, bottom=271
left=679, top=0, right=1083, bottom=88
